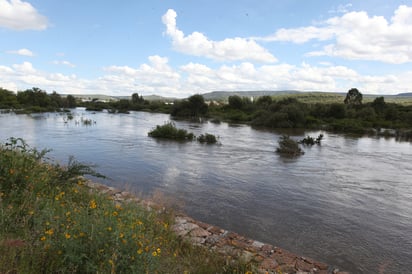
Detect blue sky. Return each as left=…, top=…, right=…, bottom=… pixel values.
left=1, top=0, right=411, bottom=97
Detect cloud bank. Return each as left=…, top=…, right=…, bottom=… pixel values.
left=255, top=5, right=412, bottom=64
left=162, top=9, right=277, bottom=63
left=0, top=0, right=48, bottom=30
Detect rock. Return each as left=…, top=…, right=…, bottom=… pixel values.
left=172, top=222, right=199, bottom=237
left=240, top=250, right=255, bottom=263
left=189, top=227, right=211, bottom=238
left=174, top=216, right=188, bottom=225
left=207, top=225, right=225, bottom=234
left=252, top=240, right=265, bottom=249
left=259, top=258, right=278, bottom=271
left=190, top=236, right=206, bottom=245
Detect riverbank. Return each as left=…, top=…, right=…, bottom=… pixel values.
left=86, top=180, right=349, bottom=274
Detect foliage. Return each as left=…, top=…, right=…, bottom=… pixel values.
left=197, top=133, right=218, bottom=144
left=299, top=134, right=324, bottom=146
left=148, top=122, right=194, bottom=141
left=171, top=94, right=208, bottom=118
left=0, top=140, right=252, bottom=273
left=228, top=95, right=244, bottom=109
left=0, top=88, right=19, bottom=109
left=276, top=135, right=304, bottom=156
left=0, top=87, right=76, bottom=111
left=344, top=88, right=363, bottom=105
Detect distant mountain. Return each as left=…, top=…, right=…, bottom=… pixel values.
left=201, top=90, right=302, bottom=101
left=142, top=95, right=177, bottom=102
left=115, top=94, right=178, bottom=102
left=396, top=92, right=412, bottom=97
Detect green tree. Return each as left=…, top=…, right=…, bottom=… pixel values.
left=328, top=103, right=346, bottom=119
left=371, top=96, right=386, bottom=114
left=171, top=94, right=208, bottom=117
left=228, top=95, right=243, bottom=109
left=64, top=95, right=77, bottom=108
left=188, top=94, right=208, bottom=116
left=131, top=93, right=144, bottom=104
left=50, top=91, right=63, bottom=108
left=344, top=88, right=363, bottom=105
left=255, top=95, right=272, bottom=107
left=0, top=88, right=18, bottom=108
left=17, top=87, right=51, bottom=108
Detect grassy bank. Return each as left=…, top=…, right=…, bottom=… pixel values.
left=0, top=138, right=251, bottom=273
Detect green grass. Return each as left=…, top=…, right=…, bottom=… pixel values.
left=0, top=138, right=251, bottom=273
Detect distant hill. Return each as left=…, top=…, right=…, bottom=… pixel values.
left=396, top=92, right=412, bottom=97
left=142, top=95, right=177, bottom=102
left=201, top=90, right=302, bottom=101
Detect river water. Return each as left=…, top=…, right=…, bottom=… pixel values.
left=1, top=109, right=411, bottom=273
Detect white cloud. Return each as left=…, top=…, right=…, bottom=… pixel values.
left=52, top=60, right=76, bottom=68
left=103, top=55, right=182, bottom=96
left=0, top=0, right=48, bottom=30
left=1, top=59, right=411, bottom=97
left=255, top=5, right=412, bottom=64
left=162, top=9, right=277, bottom=63
left=12, top=61, right=36, bottom=73
left=7, top=48, right=34, bottom=56
left=328, top=3, right=353, bottom=14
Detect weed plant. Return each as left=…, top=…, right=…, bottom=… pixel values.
left=0, top=138, right=251, bottom=273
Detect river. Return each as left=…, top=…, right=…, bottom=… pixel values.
left=1, top=108, right=411, bottom=273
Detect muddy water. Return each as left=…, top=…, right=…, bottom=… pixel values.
left=1, top=109, right=411, bottom=273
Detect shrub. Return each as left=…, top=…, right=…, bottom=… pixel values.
left=299, top=134, right=323, bottom=146
left=197, top=133, right=218, bottom=144
left=276, top=135, right=304, bottom=156
left=148, top=122, right=194, bottom=141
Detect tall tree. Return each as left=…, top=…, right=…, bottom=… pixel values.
left=344, top=88, right=363, bottom=105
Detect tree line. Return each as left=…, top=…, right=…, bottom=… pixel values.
left=0, top=87, right=76, bottom=112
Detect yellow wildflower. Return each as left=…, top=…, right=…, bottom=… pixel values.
left=45, top=229, right=54, bottom=236
left=107, top=227, right=112, bottom=231
left=40, top=236, right=46, bottom=241
left=152, top=251, right=157, bottom=257
left=89, top=199, right=97, bottom=209
left=112, top=211, right=118, bottom=216
left=119, top=232, right=124, bottom=238
left=137, top=249, right=143, bottom=255
left=65, top=232, right=71, bottom=239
